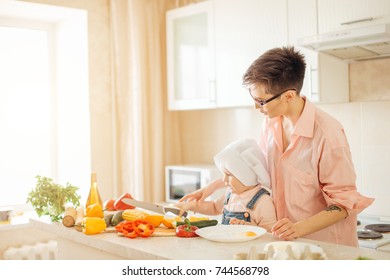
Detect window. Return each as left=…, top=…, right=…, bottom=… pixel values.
left=0, top=25, right=53, bottom=206
left=0, top=2, right=90, bottom=209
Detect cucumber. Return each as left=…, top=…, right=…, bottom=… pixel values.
left=104, top=214, right=114, bottom=227
left=175, top=219, right=218, bottom=228
left=111, top=210, right=124, bottom=226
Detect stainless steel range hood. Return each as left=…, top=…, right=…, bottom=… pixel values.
left=298, top=23, right=390, bottom=61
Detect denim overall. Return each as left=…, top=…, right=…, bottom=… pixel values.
left=221, top=188, right=270, bottom=225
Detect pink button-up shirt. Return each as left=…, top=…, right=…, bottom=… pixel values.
left=259, top=98, right=374, bottom=247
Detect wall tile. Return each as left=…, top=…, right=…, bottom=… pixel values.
left=350, top=58, right=390, bottom=102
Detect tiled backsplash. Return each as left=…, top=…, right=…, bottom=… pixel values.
left=349, top=58, right=390, bottom=102
left=178, top=58, right=390, bottom=218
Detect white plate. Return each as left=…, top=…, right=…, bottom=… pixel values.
left=195, top=224, right=266, bottom=243
left=264, top=241, right=324, bottom=259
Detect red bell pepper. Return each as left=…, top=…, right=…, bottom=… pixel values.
left=175, top=218, right=199, bottom=238
left=132, top=220, right=155, bottom=238
left=114, top=192, right=136, bottom=210
left=115, top=221, right=138, bottom=238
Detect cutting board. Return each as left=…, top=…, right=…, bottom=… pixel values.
left=104, top=226, right=176, bottom=237
left=152, top=227, right=176, bottom=237
left=104, top=227, right=118, bottom=233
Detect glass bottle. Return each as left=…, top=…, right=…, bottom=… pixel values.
left=85, top=172, right=103, bottom=208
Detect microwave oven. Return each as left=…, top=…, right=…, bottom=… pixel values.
left=165, top=164, right=222, bottom=203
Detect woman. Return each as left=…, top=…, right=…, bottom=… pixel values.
left=180, top=46, right=374, bottom=247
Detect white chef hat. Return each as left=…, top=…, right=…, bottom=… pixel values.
left=213, top=138, right=270, bottom=189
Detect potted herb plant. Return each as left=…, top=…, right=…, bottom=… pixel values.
left=27, top=175, right=81, bottom=222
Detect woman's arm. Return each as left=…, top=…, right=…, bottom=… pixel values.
left=178, top=178, right=225, bottom=202
left=271, top=205, right=347, bottom=240
left=175, top=195, right=225, bottom=216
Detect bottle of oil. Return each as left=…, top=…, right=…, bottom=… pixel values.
left=85, top=172, right=103, bottom=208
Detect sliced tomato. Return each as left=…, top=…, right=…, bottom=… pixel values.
left=132, top=220, right=154, bottom=238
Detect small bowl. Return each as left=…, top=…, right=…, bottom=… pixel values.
left=0, top=207, right=13, bottom=222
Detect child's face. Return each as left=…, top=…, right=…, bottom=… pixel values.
left=222, top=171, right=254, bottom=194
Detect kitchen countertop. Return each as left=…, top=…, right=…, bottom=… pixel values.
left=30, top=217, right=390, bottom=260
left=0, top=212, right=35, bottom=232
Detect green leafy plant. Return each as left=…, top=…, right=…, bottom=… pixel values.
left=27, top=175, right=81, bottom=222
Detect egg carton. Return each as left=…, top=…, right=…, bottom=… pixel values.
left=234, top=243, right=327, bottom=260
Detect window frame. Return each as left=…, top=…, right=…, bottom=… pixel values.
left=0, top=2, right=90, bottom=210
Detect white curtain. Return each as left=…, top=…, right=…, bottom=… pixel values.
left=110, top=0, right=190, bottom=202
left=22, top=0, right=200, bottom=202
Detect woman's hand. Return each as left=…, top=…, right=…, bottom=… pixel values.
left=179, top=178, right=224, bottom=202
left=271, top=218, right=300, bottom=240
left=271, top=205, right=347, bottom=240
left=178, top=188, right=205, bottom=202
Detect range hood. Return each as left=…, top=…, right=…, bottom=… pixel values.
left=298, top=23, right=390, bottom=61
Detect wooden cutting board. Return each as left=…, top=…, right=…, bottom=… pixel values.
left=104, top=227, right=118, bottom=233
left=152, top=227, right=176, bottom=237
left=104, top=226, right=176, bottom=237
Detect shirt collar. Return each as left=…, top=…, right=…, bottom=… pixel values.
left=266, top=96, right=315, bottom=138
left=294, top=97, right=315, bottom=138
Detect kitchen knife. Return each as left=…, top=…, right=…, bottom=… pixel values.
left=121, top=198, right=187, bottom=217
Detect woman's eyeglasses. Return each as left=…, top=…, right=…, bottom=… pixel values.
left=249, top=88, right=296, bottom=106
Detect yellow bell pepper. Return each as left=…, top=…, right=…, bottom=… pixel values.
left=85, top=203, right=104, bottom=218
left=82, top=217, right=107, bottom=235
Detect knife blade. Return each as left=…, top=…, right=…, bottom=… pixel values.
left=121, top=198, right=187, bottom=217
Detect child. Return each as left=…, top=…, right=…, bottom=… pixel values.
left=175, top=139, right=277, bottom=231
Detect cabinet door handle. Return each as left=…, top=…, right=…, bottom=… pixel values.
left=341, top=17, right=374, bottom=25
left=308, top=64, right=318, bottom=102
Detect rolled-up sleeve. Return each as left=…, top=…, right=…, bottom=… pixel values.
left=319, top=144, right=374, bottom=216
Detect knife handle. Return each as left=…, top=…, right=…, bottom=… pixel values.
left=164, top=207, right=188, bottom=217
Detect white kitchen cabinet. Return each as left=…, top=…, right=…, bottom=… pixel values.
left=214, top=0, right=287, bottom=108
left=288, top=0, right=349, bottom=103
left=166, top=1, right=216, bottom=110
left=166, top=0, right=288, bottom=110
left=318, top=0, right=390, bottom=34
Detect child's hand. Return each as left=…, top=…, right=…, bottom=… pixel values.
left=229, top=217, right=256, bottom=226
left=174, top=200, right=198, bottom=217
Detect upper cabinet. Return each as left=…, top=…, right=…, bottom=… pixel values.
left=214, top=0, right=287, bottom=108
left=166, top=1, right=215, bottom=110
left=318, top=0, right=390, bottom=33
left=166, top=0, right=287, bottom=111
left=288, top=0, right=349, bottom=103
left=166, top=0, right=360, bottom=110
